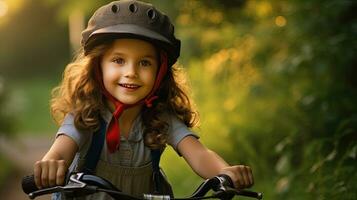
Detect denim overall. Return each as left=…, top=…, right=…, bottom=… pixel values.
left=52, top=118, right=173, bottom=200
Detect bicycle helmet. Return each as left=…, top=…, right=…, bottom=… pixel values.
left=81, top=0, right=181, bottom=66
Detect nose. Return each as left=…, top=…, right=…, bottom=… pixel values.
left=124, top=62, right=138, bottom=78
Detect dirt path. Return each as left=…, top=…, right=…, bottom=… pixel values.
left=0, top=135, right=53, bottom=200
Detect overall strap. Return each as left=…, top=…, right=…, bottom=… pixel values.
left=82, top=117, right=170, bottom=194
left=151, top=149, right=173, bottom=196
left=82, top=117, right=106, bottom=174
left=151, top=149, right=162, bottom=193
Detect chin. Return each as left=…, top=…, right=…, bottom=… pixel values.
left=117, top=97, right=142, bottom=105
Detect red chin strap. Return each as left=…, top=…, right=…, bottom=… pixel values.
left=95, top=51, right=168, bottom=153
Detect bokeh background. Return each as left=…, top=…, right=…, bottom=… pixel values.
left=0, top=0, right=356, bottom=199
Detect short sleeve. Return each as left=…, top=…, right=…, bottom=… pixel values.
left=56, top=113, right=91, bottom=151
left=167, top=115, right=199, bottom=155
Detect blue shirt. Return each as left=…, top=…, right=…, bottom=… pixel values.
left=56, top=108, right=198, bottom=167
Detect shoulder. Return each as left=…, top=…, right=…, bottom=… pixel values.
left=161, top=112, right=185, bottom=127
left=163, top=112, right=199, bottom=151
left=56, top=113, right=92, bottom=151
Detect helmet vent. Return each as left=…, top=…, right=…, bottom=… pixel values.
left=147, top=9, right=156, bottom=20
left=111, top=5, right=119, bottom=13
left=129, top=3, right=138, bottom=13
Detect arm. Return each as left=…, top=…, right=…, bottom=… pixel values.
left=33, top=134, right=78, bottom=188
left=178, top=136, right=254, bottom=189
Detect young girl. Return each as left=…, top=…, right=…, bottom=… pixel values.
left=33, top=0, right=254, bottom=199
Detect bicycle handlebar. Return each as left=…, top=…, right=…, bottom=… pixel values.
left=22, top=172, right=263, bottom=200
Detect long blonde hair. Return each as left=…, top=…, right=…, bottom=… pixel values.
left=51, top=39, right=198, bottom=149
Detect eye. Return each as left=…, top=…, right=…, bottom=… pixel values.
left=112, top=57, right=125, bottom=65
left=140, top=59, right=152, bottom=67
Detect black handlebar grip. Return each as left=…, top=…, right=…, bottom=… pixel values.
left=22, top=174, right=39, bottom=194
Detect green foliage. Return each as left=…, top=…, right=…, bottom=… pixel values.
left=0, top=77, right=16, bottom=135
left=9, top=78, right=59, bottom=134
left=174, top=0, right=357, bottom=199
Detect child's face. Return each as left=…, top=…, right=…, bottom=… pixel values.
left=101, top=38, right=159, bottom=105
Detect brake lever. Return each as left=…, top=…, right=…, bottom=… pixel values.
left=234, top=189, right=263, bottom=199
left=213, top=187, right=263, bottom=200
left=211, top=176, right=234, bottom=200
left=189, top=178, right=219, bottom=198
left=28, top=173, right=96, bottom=199
left=213, top=176, right=263, bottom=200
left=28, top=186, right=65, bottom=199
left=214, top=176, right=230, bottom=192
left=189, top=176, right=234, bottom=198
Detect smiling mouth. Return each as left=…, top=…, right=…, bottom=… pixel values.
left=119, top=83, right=141, bottom=89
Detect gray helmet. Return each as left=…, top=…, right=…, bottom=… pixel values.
left=81, top=0, right=181, bottom=66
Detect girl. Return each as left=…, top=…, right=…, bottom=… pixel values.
left=33, top=0, right=254, bottom=199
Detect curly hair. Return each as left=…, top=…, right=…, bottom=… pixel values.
left=50, top=39, right=199, bottom=149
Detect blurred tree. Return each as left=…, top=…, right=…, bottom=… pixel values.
left=0, top=0, right=69, bottom=79
left=0, top=77, right=15, bottom=136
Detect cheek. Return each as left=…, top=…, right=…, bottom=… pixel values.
left=143, top=69, right=158, bottom=86
left=102, top=65, right=119, bottom=82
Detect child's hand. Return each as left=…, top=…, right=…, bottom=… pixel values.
left=33, top=159, right=67, bottom=189
left=220, top=165, right=254, bottom=189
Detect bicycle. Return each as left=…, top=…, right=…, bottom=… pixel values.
left=22, top=172, right=263, bottom=200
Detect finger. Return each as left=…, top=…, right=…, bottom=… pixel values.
left=40, top=162, right=49, bottom=188
left=234, top=167, right=245, bottom=189
left=239, top=165, right=248, bottom=188
left=241, top=166, right=251, bottom=188
left=56, top=160, right=67, bottom=186
left=48, top=160, right=57, bottom=187
left=33, top=161, right=42, bottom=189
left=247, top=166, right=254, bottom=186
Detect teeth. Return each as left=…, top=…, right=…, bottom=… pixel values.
left=120, top=84, right=139, bottom=89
